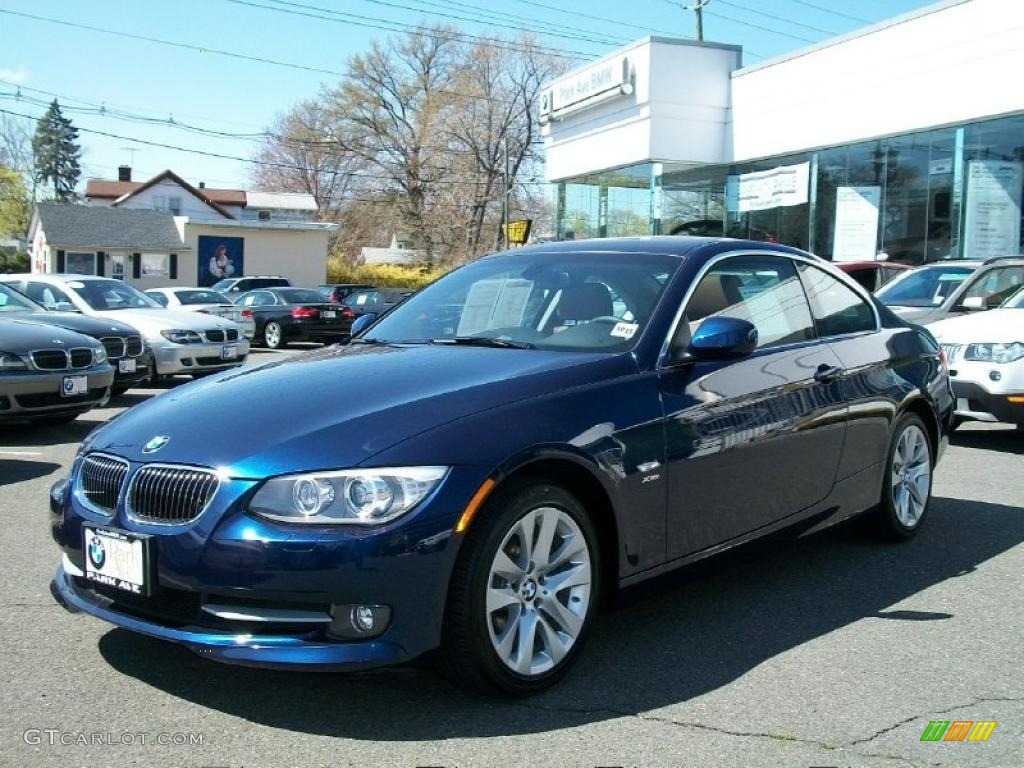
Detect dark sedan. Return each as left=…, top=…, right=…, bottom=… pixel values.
left=0, top=282, right=148, bottom=394
left=50, top=238, right=952, bottom=695
left=236, top=287, right=354, bottom=348
left=342, top=287, right=416, bottom=321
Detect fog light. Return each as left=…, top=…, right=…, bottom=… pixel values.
left=327, top=603, right=391, bottom=639
left=989, top=370, right=1002, bottom=382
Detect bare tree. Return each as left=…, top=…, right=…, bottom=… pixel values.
left=0, top=113, right=36, bottom=197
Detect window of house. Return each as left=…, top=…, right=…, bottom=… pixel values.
left=141, top=254, right=170, bottom=277
left=110, top=254, right=125, bottom=280
left=800, top=265, right=877, bottom=336
left=65, top=252, right=96, bottom=275
left=168, top=196, right=182, bottom=215
left=682, top=256, right=814, bottom=349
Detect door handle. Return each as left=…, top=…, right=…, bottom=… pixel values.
left=814, top=364, right=843, bottom=382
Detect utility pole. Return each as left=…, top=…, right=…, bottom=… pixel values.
left=502, top=136, right=510, bottom=250
left=682, top=0, right=710, bottom=42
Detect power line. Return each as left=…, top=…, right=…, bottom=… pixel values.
left=781, top=0, right=871, bottom=25
left=494, top=0, right=663, bottom=36
left=716, top=0, right=840, bottom=36
left=705, top=7, right=819, bottom=44
left=0, top=107, right=551, bottom=187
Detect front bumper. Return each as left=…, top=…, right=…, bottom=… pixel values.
left=951, top=380, right=1024, bottom=425
left=0, top=365, right=113, bottom=420
left=49, top=463, right=488, bottom=670
left=150, top=339, right=250, bottom=376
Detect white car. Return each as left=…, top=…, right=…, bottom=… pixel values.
left=929, top=286, right=1024, bottom=429
left=0, top=275, right=250, bottom=381
left=144, top=287, right=256, bottom=340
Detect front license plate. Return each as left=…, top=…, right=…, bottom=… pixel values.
left=83, top=527, right=150, bottom=595
left=221, top=345, right=236, bottom=360
left=61, top=375, right=88, bottom=397
left=322, top=310, right=337, bottom=319
left=118, top=358, right=137, bottom=374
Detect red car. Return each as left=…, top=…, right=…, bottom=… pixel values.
left=836, top=261, right=913, bottom=292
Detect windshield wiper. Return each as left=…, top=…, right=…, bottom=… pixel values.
left=430, top=336, right=535, bottom=349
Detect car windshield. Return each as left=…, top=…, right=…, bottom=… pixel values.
left=211, top=279, right=235, bottom=291
left=71, top=280, right=162, bottom=310
left=363, top=251, right=681, bottom=351
left=0, top=283, right=44, bottom=313
left=176, top=289, right=230, bottom=305
left=276, top=289, right=324, bottom=304
left=876, top=265, right=974, bottom=307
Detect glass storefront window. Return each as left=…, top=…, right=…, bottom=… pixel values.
left=556, top=164, right=653, bottom=240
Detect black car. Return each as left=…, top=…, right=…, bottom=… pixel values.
left=0, top=283, right=148, bottom=394
left=213, top=276, right=291, bottom=297
left=236, top=287, right=354, bottom=348
left=318, top=283, right=376, bottom=304
left=50, top=237, right=953, bottom=694
left=342, top=287, right=417, bottom=322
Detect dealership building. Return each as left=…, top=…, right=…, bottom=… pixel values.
left=541, top=0, right=1024, bottom=264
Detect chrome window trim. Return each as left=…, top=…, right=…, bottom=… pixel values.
left=657, top=249, right=881, bottom=369
left=74, top=451, right=130, bottom=519
left=124, top=462, right=221, bottom=527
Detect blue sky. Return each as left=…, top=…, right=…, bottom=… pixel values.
left=1, top=0, right=938, bottom=190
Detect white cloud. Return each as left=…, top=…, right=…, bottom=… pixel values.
left=0, top=67, right=30, bottom=85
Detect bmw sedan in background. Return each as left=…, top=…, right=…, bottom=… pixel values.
left=50, top=238, right=952, bottom=695
left=0, top=318, right=113, bottom=424
left=236, top=287, right=354, bottom=348
left=0, top=282, right=148, bottom=395
left=144, top=287, right=256, bottom=340
left=0, top=275, right=249, bottom=383
left=930, top=285, right=1024, bottom=429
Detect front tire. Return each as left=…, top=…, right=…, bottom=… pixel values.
left=869, top=413, right=934, bottom=540
left=263, top=321, right=287, bottom=349
left=440, top=479, right=600, bottom=695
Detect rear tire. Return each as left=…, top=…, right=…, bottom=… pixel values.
left=440, top=478, right=600, bottom=696
left=264, top=322, right=287, bottom=350
left=867, top=412, right=934, bottom=541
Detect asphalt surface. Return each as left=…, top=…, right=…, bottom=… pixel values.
left=0, top=346, right=1021, bottom=768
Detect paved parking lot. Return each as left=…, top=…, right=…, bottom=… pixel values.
left=1, top=346, right=1021, bottom=768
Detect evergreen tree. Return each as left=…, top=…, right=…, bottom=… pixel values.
left=32, top=100, right=81, bottom=201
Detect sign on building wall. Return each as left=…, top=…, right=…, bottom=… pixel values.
left=832, top=186, right=881, bottom=262
left=540, top=56, right=633, bottom=122
left=963, top=161, right=1022, bottom=261
left=197, top=235, right=244, bottom=287
left=735, top=162, right=809, bottom=212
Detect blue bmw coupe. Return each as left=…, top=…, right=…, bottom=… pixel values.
left=50, top=238, right=953, bottom=694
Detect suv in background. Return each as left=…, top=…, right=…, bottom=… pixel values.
left=318, top=283, right=376, bottom=303
left=876, top=257, right=1024, bottom=324
left=213, top=276, right=291, bottom=296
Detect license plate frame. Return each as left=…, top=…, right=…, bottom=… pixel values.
left=322, top=310, right=337, bottom=319
left=61, top=375, right=88, bottom=397
left=82, top=526, right=154, bottom=596
left=118, top=358, right=137, bottom=374
left=221, top=345, right=237, bottom=360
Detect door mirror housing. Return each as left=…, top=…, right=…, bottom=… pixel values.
left=350, top=313, right=377, bottom=337
left=960, top=295, right=987, bottom=311
left=54, top=302, right=80, bottom=313
left=687, top=316, right=758, bottom=361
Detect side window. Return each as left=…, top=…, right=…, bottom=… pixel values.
left=799, top=265, right=876, bottom=336
left=149, top=292, right=169, bottom=307
left=684, top=256, right=814, bottom=349
left=26, top=282, right=73, bottom=310
left=958, top=266, right=1024, bottom=309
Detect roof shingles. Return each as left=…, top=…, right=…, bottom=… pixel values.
left=36, top=203, right=190, bottom=251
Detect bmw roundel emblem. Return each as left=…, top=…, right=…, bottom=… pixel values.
left=142, top=435, right=170, bottom=454
left=88, top=536, right=106, bottom=569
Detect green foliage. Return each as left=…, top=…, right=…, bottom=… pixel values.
left=0, top=250, right=29, bottom=273
left=32, top=100, right=81, bottom=201
left=326, top=256, right=449, bottom=289
left=0, top=167, right=30, bottom=236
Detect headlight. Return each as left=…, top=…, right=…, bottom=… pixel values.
left=93, top=347, right=107, bottom=365
left=0, top=352, right=27, bottom=371
left=250, top=466, right=448, bottom=525
left=160, top=330, right=202, bottom=344
left=964, top=342, right=1024, bottom=364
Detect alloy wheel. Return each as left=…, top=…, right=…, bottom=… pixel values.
left=890, top=424, right=931, bottom=527
left=265, top=323, right=281, bottom=348
left=486, top=506, right=592, bottom=677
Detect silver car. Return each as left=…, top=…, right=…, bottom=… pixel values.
left=876, top=257, right=1024, bottom=324
left=0, top=318, right=113, bottom=424
left=0, top=275, right=250, bottom=382
left=144, top=287, right=256, bottom=340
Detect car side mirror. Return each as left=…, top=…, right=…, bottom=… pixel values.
left=54, top=302, right=79, bottom=313
left=350, top=313, right=377, bottom=337
left=959, top=296, right=986, bottom=311
left=687, top=316, right=758, bottom=361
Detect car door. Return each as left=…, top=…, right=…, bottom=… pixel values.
left=659, top=254, right=848, bottom=558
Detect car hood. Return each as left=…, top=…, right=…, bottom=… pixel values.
left=0, top=317, right=102, bottom=352
left=89, top=307, right=238, bottom=334
left=888, top=306, right=939, bottom=323
left=6, top=311, right=139, bottom=339
left=928, top=309, right=1024, bottom=343
left=89, top=343, right=631, bottom=475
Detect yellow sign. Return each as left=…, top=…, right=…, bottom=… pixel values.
left=504, top=219, right=532, bottom=246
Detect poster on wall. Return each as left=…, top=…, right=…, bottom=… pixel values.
left=832, top=186, right=881, bottom=262
left=197, top=236, right=244, bottom=287
left=963, top=161, right=1022, bottom=261
left=735, top=162, right=809, bottom=212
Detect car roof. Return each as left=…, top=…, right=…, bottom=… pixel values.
left=1, top=273, right=118, bottom=283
